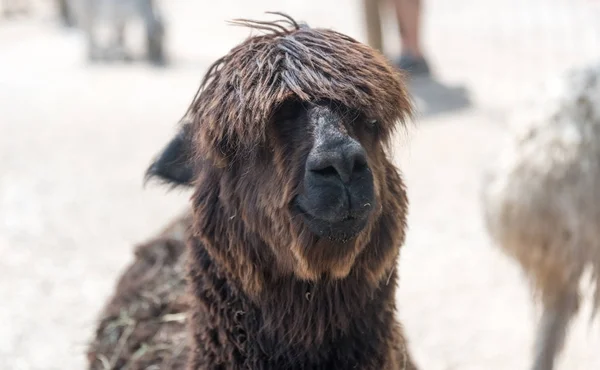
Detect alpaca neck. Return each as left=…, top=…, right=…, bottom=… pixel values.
left=188, top=237, right=398, bottom=368
left=256, top=269, right=397, bottom=348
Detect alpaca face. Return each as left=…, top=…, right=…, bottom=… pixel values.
left=276, top=99, right=377, bottom=243
left=146, top=16, right=412, bottom=281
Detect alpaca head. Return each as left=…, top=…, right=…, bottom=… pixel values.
left=147, top=13, right=412, bottom=283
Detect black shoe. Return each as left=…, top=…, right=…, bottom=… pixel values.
left=395, top=53, right=431, bottom=77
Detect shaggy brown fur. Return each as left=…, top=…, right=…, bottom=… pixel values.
left=186, top=15, right=410, bottom=166
left=180, top=13, right=416, bottom=370
left=87, top=211, right=192, bottom=369
left=89, top=12, right=418, bottom=370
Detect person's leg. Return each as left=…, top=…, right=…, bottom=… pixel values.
left=363, top=0, right=384, bottom=52
left=394, top=0, right=422, bottom=57
left=392, top=0, right=430, bottom=76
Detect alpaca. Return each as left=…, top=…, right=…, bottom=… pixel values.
left=65, top=0, right=166, bottom=64
left=89, top=12, right=418, bottom=369
left=481, top=63, right=600, bottom=370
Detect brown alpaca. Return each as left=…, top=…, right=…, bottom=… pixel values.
left=88, top=12, right=417, bottom=369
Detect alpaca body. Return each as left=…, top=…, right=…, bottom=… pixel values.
left=87, top=209, right=417, bottom=370
left=87, top=211, right=192, bottom=369
left=482, top=63, right=600, bottom=370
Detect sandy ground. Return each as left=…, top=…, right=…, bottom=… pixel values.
left=1, top=0, right=600, bottom=369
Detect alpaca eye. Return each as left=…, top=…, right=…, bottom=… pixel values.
left=276, top=99, right=303, bottom=121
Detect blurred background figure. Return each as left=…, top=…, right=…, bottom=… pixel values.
left=57, top=0, right=75, bottom=27
left=66, top=0, right=167, bottom=65
left=392, top=0, right=430, bottom=76
left=1, top=0, right=30, bottom=17
left=362, top=0, right=430, bottom=76
left=363, top=0, right=469, bottom=116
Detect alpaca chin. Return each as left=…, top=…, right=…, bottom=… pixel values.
left=290, top=234, right=365, bottom=280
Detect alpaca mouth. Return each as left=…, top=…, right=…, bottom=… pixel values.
left=296, top=203, right=357, bottom=222
left=291, top=198, right=370, bottom=242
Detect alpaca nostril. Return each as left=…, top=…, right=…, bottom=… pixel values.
left=307, top=144, right=368, bottom=184
left=312, top=165, right=339, bottom=178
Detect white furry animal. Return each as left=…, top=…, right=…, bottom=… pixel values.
left=66, top=0, right=166, bottom=65
left=482, top=63, right=600, bottom=370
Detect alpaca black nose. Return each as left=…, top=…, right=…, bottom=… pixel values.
left=306, top=141, right=368, bottom=183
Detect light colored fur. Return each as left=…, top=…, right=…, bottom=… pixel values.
left=482, top=63, right=600, bottom=370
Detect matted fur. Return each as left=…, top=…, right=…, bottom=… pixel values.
left=184, top=12, right=411, bottom=164
left=181, top=13, right=417, bottom=370
left=87, top=211, right=192, bottom=369
left=89, top=13, right=418, bottom=370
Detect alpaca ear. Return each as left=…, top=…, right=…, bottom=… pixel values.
left=145, top=124, right=194, bottom=187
